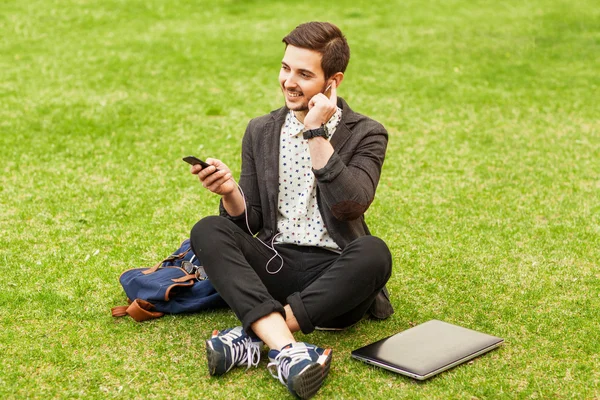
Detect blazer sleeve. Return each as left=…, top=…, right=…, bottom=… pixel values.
left=313, top=119, right=388, bottom=221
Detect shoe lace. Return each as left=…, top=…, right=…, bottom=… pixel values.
left=267, top=345, right=312, bottom=385
left=220, top=329, right=261, bottom=370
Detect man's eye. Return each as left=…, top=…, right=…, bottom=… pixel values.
left=301, top=73, right=311, bottom=78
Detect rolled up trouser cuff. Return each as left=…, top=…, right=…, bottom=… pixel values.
left=242, top=299, right=286, bottom=338
left=287, top=292, right=315, bottom=334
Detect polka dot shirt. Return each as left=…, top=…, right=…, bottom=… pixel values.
left=276, top=108, right=343, bottom=251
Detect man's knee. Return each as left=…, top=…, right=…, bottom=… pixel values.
left=351, top=235, right=392, bottom=279
left=191, top=215, right=221, bottom=241
left=190, top=215, right=232, bottom=253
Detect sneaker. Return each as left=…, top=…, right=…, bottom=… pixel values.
left=267, top=342, right=333, bottom=399
left=205, top=326, right=263, bottom=376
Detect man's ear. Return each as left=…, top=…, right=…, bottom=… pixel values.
left=329, top=72, right=344, bottom=88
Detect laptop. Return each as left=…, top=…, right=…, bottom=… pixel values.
left=351, top=320, right=504, bottom=380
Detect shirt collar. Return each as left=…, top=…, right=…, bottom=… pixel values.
left=285, top=107, right=343, bottom=138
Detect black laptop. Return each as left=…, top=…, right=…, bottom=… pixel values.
left=351, top=320, right=504, bottom=380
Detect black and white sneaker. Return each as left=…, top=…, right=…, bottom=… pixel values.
left=267, top=342, right=333, bottom=399
left=205, top=326, right=263, bottom=376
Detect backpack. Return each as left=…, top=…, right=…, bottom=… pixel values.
left=111, top=239, right=227, bottom=322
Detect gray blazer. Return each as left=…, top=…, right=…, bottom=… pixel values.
left=220, top=97, right=393, bottom=319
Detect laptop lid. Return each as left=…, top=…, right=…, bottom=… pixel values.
left=351, top=320, right=504, bottom=380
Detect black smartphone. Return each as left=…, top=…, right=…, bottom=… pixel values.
left=182, top=156, right=219, bottom=171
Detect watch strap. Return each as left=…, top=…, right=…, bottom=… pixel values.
left=303, top=125, right=329, bottom=140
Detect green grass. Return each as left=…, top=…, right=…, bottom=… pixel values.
left=1, top=0, right=599, bottom=398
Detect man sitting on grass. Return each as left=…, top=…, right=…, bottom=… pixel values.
left=189, top=21, right=393, bottom=399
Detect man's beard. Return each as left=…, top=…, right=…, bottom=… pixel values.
left=286, top=97, right=309, bottom=111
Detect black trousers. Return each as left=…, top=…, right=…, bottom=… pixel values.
left=190, top=216, right=392, bottom=336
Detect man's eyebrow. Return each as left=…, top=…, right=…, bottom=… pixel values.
left=280, top=61, right=316, bottom=77
left=298, top=68, right=316, bottom=76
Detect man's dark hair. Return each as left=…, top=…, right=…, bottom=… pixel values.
left=282, top=21, right=350, bottom=79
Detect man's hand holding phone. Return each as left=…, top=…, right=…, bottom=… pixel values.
left=183, top=156, right=236, bottom=196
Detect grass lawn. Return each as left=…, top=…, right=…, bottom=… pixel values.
left=1, top=0, right=599, bottom=398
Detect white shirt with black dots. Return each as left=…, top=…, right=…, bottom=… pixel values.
left=275, top=108, right=343, bottom=251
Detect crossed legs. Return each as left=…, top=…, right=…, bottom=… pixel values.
left=191, top=215, right=392, bottom=342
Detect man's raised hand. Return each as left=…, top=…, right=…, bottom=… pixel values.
left=304, top=80, right=337, bottom=130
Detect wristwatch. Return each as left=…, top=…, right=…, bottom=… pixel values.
left=303, top=124, right=330, bottom=140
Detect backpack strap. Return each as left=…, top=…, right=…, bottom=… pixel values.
left=142, top=248, right=192, bottom=275
left=111, top=299, right=164, bottom=322
left=170, top=273, right=196, bottom=283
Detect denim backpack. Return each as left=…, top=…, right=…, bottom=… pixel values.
left=111, top=239, right=227, bottom=321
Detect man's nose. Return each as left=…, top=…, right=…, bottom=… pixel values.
left=283, top=75, right=297, bottom=88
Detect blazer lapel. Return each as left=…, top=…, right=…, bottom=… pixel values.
left=262, top=107, right=287, bottom=232
left=330, top=97, right=359, bottom=151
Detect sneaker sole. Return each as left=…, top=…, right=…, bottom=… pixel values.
left=290, top=348, right=333, bottom=399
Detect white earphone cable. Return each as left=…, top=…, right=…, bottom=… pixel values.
left=232, top=179, right=284, bottom=274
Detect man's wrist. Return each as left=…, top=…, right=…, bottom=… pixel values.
left=303, top=125, right=330, bottom=140
left=222, top=190, right=245, bottom=218
left=304, top=123, right=322, bottom=130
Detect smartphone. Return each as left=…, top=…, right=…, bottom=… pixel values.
left=182, top=156, right=219, bottom=171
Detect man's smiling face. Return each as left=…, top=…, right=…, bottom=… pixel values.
left=279, top=45, right=328, bottom=116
